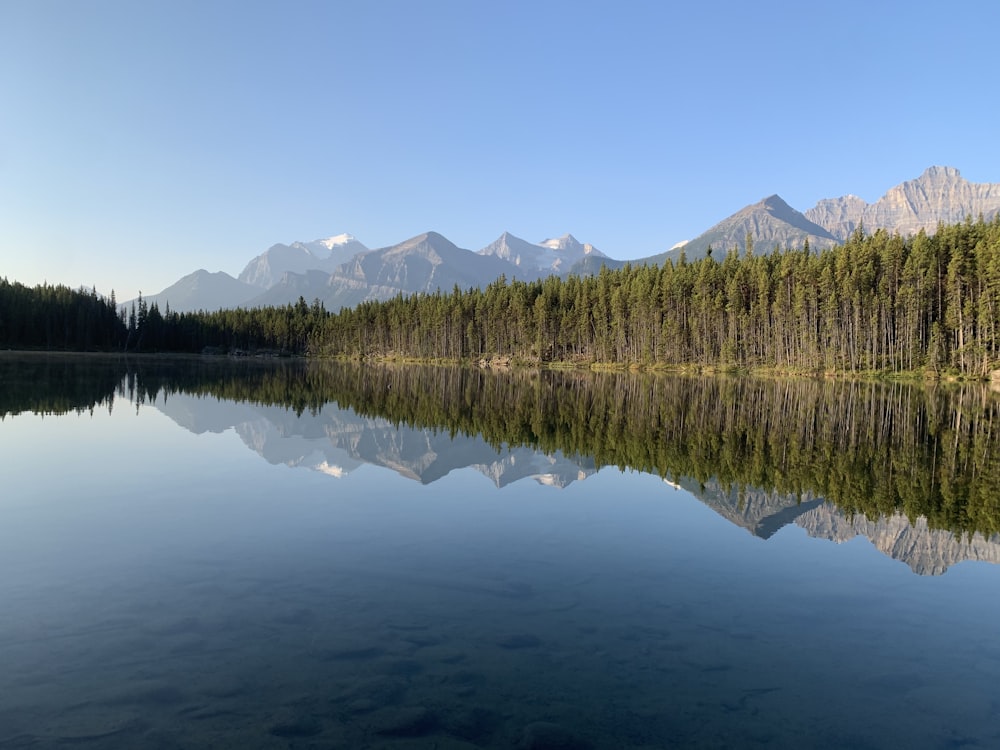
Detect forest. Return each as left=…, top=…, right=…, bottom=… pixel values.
left=0, top=280, right=125, bottom=351
left=3, top=216, right=1000, bottom=377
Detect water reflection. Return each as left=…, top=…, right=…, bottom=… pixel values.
left=3, top=353, right=1000, bottom=748
left=3, top=352, right=1000, bottom=576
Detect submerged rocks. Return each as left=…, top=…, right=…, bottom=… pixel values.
left=334, top=674, right=408, bottom=709
left=446, top=705, right=502, bottom=744
left=268, top=717, right=323, bottom=738
left=497, top=633, right=543, bottom=649
left=369, top=705, right=438, bottom=737
left=517, top=721, right=593, bottom=749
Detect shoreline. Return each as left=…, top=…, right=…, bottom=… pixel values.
left=0, top=348, right=991, bottom=382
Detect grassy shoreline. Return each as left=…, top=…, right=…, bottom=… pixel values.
left=326, top=352, right=991, bottom=382
left=2, top=348, right=993, bottom=382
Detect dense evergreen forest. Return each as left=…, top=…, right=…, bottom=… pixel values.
left=4, top=217, right=1000, bottom=376
left=4, top=354, right=999, bottom=537
left=0, top=279, right=126, bottom=350
left=316, top=218, right=1000, bottom=376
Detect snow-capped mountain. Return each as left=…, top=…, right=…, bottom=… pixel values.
left=238, top=234, right=369, bottom=289
left=321, top=231, right=518, bottom=309
left=248, top=231, right=524, bottom=311
left=478, top=232, right=608, bottom=277
left=538, top=233, right=606, bottom=264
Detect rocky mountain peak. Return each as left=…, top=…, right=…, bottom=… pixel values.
left=538, top=233, right=606, bottom=259
left=806, top=166, right=1000, bottom=241
left=755, top=194, right=805, bottom=224
left=237, top=234, right=368, bottom=290
left=317, top=233, right=359, bottom=250
left=921, top=165, right=961, bottom=180
left=657, top=193, right=838, bottom=262
left=540, top=234, right=579, bottom=250
left=479, top=232, right=539, bottom=262
left=381, top=231, right=458, bottom=263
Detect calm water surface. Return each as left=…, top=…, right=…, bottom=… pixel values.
left=1, top=355, right=999, bottom=749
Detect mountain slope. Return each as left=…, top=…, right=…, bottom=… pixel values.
left=536, top=233, right=608, bottom=271
left=137, top=270, right=259, bottom=313
left=319, top=231, right=519, bottom=309
left=477, top=232, right=550, bottom=274
left=238, top=234, right=369, bottom=289
left=645, top=194, right=839, bottom=265
left=562, top=254, right=626, bottom=277
left=478, top=232, right=612, bottom=279
left=247, top=270, right=335, bottom=309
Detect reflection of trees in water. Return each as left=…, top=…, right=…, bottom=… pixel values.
left=4, top=354, right=999, bottom=537
left=0, top=353, right=125, bottom=419
left=302, top=365, right=1000, bottom=537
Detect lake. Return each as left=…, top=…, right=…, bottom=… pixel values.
left=1, top=353, right=999, bottom=749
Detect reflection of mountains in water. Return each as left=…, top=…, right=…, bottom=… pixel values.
left=154, top=392, right=595, bottom=489
left=798, top=504, right=1000, bottom=576
left=155, top=392, right=1000, bottom=575
left=688, top=479, right=1000, bottom=575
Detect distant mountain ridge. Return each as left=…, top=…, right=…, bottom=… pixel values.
left=136, top=166, right=1000, bottom=313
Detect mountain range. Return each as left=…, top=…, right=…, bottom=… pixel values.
left=137, top=166, right=1000, bottom=313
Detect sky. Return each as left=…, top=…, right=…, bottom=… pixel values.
left=2, top=0, right=999, bottom=301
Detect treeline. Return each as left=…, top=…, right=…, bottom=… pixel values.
left=0, top=278, right=328, bottom=354
left=0, top=352, right=306, bottom=419
left=5, top=217, right=1000, bottom=376
left=0, top=279, right=126, bottom=350
left=311, top=217, right=1000, bottom=376
left=122, top=296, right=328, bottom=354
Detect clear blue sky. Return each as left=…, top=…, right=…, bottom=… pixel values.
left=2, top=0, right=998, bottom=301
